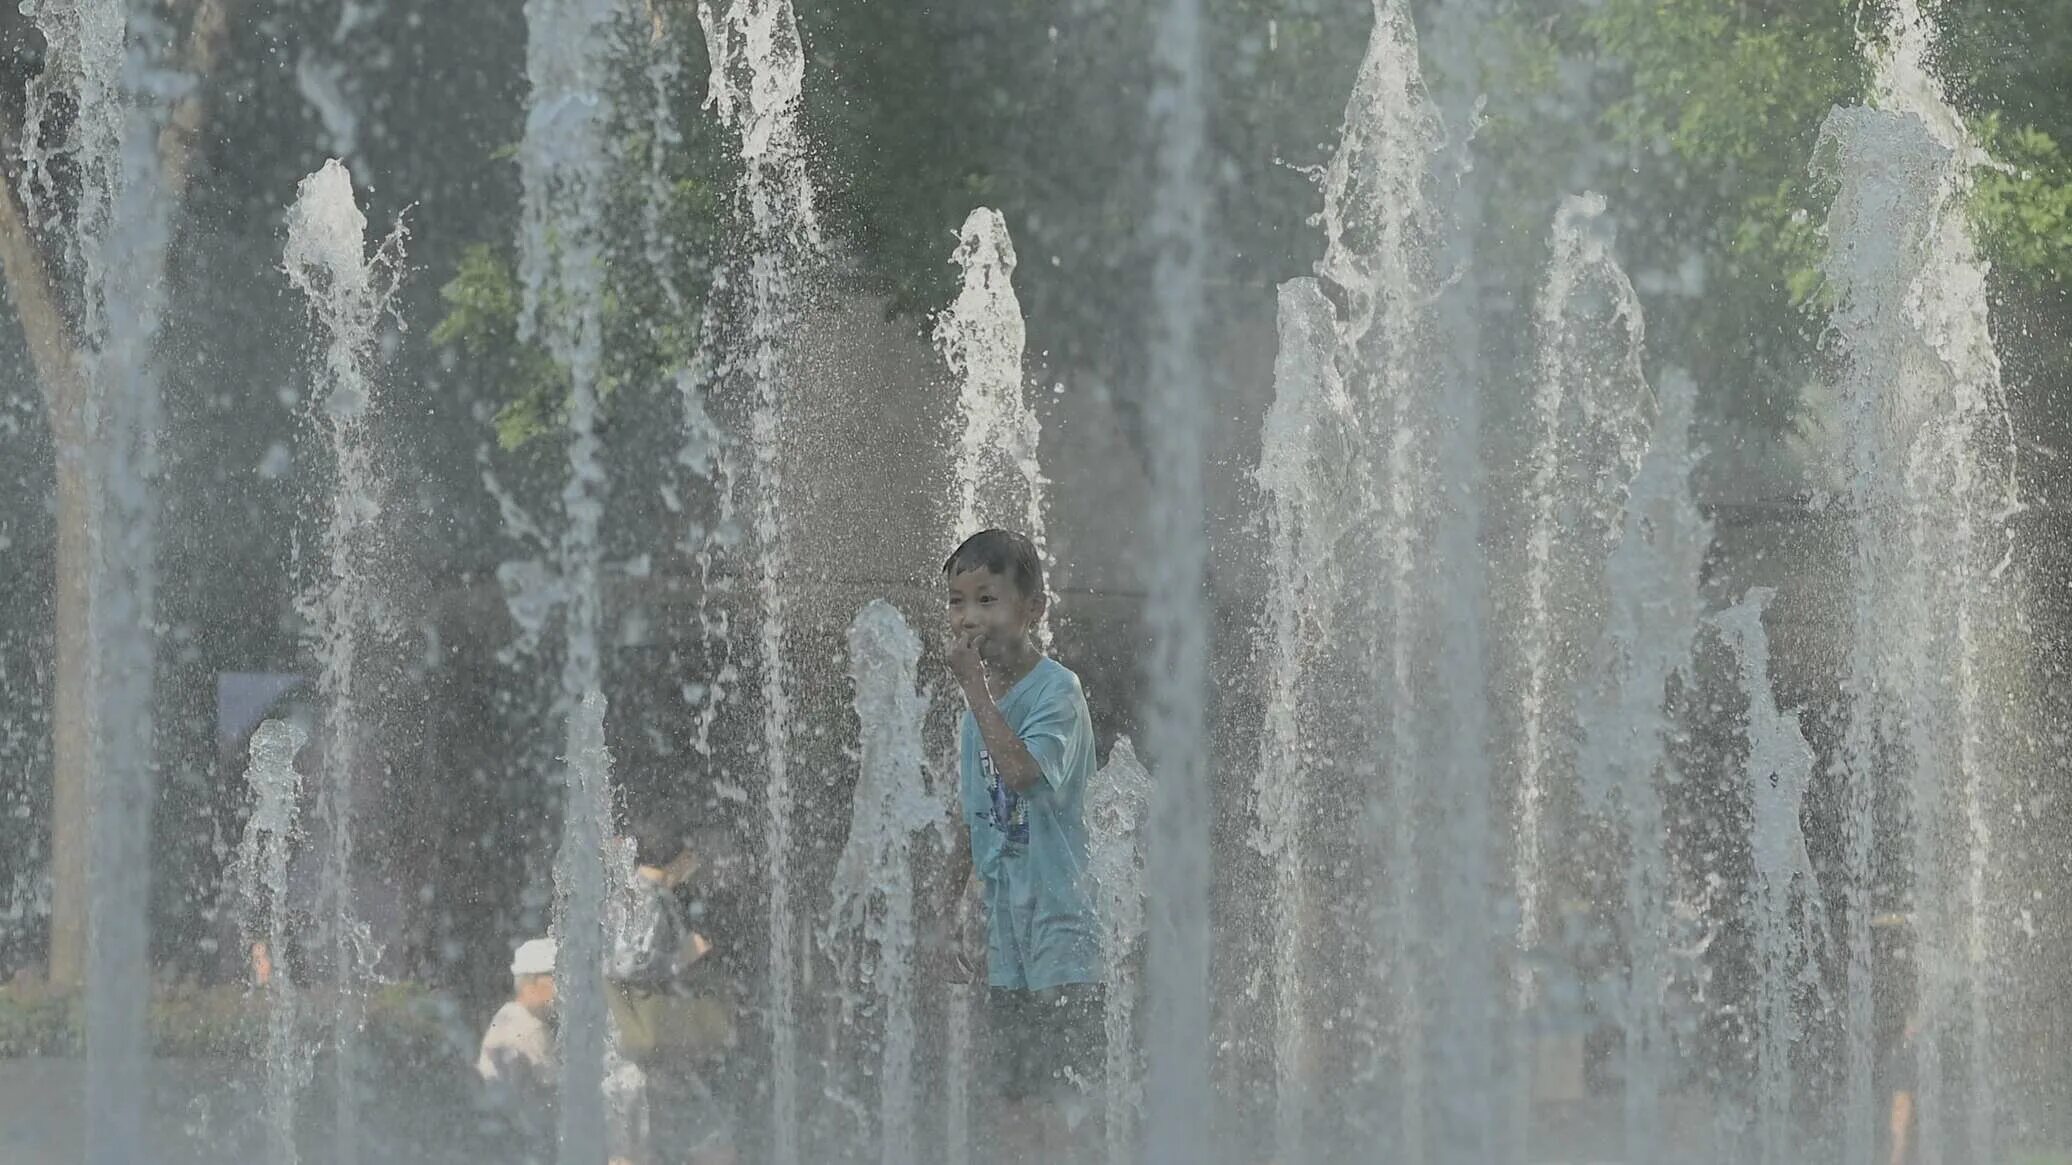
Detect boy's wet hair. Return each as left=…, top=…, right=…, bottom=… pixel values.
left=628, top=809, right=690, bottom=869
left=943, top=529, right=1044, bottom=600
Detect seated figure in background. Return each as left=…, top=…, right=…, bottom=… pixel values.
left=477, top=938, right=559, bottom=1154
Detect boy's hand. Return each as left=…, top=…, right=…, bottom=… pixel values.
left=920, top=915, right=980, bottom=984
left=946, top=630, right=988, bottom=693
left=679, top=930, right=713, bottom=969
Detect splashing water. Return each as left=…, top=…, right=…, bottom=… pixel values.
left=518, top=0, right=620, bottom=1155
left=1714, top=589, right=1823, bottom=1165
left=1308, top=0, right=1451, bottom=1153
left=1244, top=3, right=1448, bottom=1158
left=283, top=157, right=405, bottom=1165
left=1818, top=102, right=1946, bottom=1165
left=1818, top=70, right=2023, bottom=1160
left=231, top=718, right=313, bottom=1165
left=935, top=208, right=1054, bottom=626
left=646, top=16, right=742, bottom=779
left=825, top=601, right=940, bottom=1165
left=1250, top=274, right=1355, bottom=1159
left=9, top=3, right=2052, bottom=1164
left=1087, top=737, right=1154, bottom=1165
left=1572, top=370, right=1711, bottom=1164
left=1514, top=192, right=1656, bottom=982
left=19, top=0, right=123, bottom=282
left=1500, top=190, right=1659, bottom=1161
left=699, top=2, right=821, bottom=1159
left=1868, top=8, right=2025, bottom=1160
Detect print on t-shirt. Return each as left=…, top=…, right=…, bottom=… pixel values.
left=981, top=746, right=1030, bottom=844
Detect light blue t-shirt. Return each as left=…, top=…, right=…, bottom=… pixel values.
left=959, top=656, right=1101, bottom=990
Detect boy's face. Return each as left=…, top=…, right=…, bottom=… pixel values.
left=945, top=566, right=1042, bottom=663
left=517, top=973, right=556, bottom=1016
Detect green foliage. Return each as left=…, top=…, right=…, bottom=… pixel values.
left=433, top=0, right=2072, bottom=451
left=1590, top=0, right=1868, bottom=169
left=1972, top=115, right=2072, bottom=294
left=432, top=243, right=560, bottom=451
left=1589, top=0, right=1866, bottom=319
left=433, top=11, right=732, bottom=452
left=0, top=979, right=454, bottom=1059
left=1455, top=0, right=1874, bottom=430
left=1735, top=178, right=1836, bottom=310
left=1583, top=0, right=2072, bottom=300
left=1487, top=0, right=2070, bottom=431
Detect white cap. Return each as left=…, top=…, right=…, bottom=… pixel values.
left=511, top=938, right=556, bottom=977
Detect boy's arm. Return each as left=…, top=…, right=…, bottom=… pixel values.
left=947, top=635, right=1047, bottom=793
left=964, top=687, right=1047, bottom=793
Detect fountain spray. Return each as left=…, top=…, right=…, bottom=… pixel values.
left=698, top=2, right=821, bottom=1159
left=826, top=601, right=940, bottom=1165
left=1252, top=275, right=1356, bottom=1160
left=1294, top=4, right=1446, bottom=1154
left=1573, top=370, right=1711, bottom=1165
left=936, top=207, right=1054, bottom=634
left=284, top=158, right=405, bottom=1165
left=1515, top=192, right=1655, bottom=983
left=1715, top=589, right=1823, bottom=1165
left=1088, top=737, right=1154, bottom=1165
left=231, top=718, right=314, bottom=1164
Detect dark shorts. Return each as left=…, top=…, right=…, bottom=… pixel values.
left=986, top=983, right=1106, bottom=1102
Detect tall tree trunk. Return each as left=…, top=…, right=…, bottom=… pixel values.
left=0, top=0, right=231, bottom=986
left=0, top=176, right=92, bottom=985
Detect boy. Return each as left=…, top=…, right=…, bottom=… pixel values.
left=605, top=811, right=735, bottom=1165
left=940, top=529, right=1104, bottom=1161
left=607, top=812, right=713, bottom=992
left=478, top=938, right=559, bottom=1150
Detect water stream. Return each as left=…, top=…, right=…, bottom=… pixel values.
left=1514, top=192, right=1655, bottom=983
left=1304, top=4, right=1445, bottom=1152
left=1574, top=370, right=1712, bottom=1163
left=1140, top=0, right=1214, bottom=1160
left=1252, top=275, right=1350, bottom=1161
left=231, top=718, right=312, bottom=1165
left=1715, top=588, right=1822, bottom=1165
left=698, top=2, right=822, bottom=1159
left=1818, top=59, right=2022, bottom=1153
left=283, top=158, right=403, bottom=1165
left=517, top=0, right=620, bottom=1154
left=936, top=208, right=1054, bottom=633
